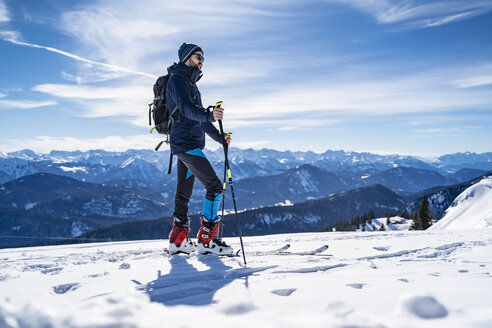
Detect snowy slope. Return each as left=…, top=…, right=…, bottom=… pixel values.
left=429, top=176, right=492, bottom=230
left=1, top=231, right=492, bottom=327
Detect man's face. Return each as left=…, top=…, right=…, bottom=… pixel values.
left=186, top=51, right=204, bottom=70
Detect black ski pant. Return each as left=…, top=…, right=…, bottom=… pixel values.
left=173, top=148, right=223, bottom=222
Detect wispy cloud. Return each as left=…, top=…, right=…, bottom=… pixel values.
left=0, top=99, right=57, bottom=109
left=50, top=0, right=299, bottom=85
left=410, top=126, right=483, bottom=139
left=33, top=84, right=149, bottom=100
left=0, top=134, right=269, bottom=153
left=0, top=31, right=156, bottom=79
left=412, top=128, right=462, bottom=133
left=33, top=81, right=151, bottom=119
left=231, top=140, right=271, bottom=149
left=223, top=63, right=492, bottom=122
left=0, top=135, right=155, bottom=153
left=0, top=0, right=9, bottom=22
left=453, top=75, right=492, bottom=88
left=32, top=62, right=492, bottom=130
left=333, top=0, right=492, bottom=28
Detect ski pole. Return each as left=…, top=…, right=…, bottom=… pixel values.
left=219, top=151, right=227, bottom=240
left=219, top=132, right=232, bottom=241
left=215, top=101, right=247, bottom=265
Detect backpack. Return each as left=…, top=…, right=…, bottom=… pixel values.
left=148, top=73, right=181, bottom=174
left=148, top=72, right=195, bottom=173
left=148, top=74, right=177, bottom=149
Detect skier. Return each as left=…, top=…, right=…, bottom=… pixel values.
left=166, top=43, right=234, bottom=256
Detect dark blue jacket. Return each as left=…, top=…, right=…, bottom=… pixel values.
left=165, top=62, right=222, bottom=155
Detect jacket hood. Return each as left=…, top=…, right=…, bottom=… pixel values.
left=167, top=62, right=202, bottom=83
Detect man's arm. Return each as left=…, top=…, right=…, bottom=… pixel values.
left=203, top=122, right=223, bottom=144
left=168, top=75, right=214, bottom=122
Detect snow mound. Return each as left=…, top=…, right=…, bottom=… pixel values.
left=397, top=294, right=448, bottom=319
left=429, top=176, right=492, bottom=230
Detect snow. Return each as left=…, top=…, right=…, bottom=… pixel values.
left=396, top=294, right=448, bottom=319
left=59, top=166, right=87, bottom=173
left=24, top=202, right=38, bottom=210
left=361, top=216, right=413, bottom=231
left=71, top=221, right=90, bottom=237
left=291, top=169, right=318, bottom=193
left=82, top=199, right=112, bottom=217
left=0, top=230, right=491, bottom=327
left=429, top=176, right=492, bottom=230
left=120, top=157, right=136, bottom=169
left=275, top=200, right=293, bottom=206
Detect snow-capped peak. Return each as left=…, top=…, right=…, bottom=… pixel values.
left=429, top=176, right=492, bottom=230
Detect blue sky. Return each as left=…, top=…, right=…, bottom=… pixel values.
left=0, top=0, right=491, bottom=157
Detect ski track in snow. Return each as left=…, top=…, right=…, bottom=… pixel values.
left=0, top=231, right=491, bottom=327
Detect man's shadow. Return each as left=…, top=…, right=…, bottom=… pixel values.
left=138, top=255, right=275, bottom=306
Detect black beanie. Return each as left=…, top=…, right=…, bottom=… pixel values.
left=178, top=43, right=202, bottom=63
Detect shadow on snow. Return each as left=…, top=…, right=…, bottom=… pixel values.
left=138, top=254, right=275, bottom=306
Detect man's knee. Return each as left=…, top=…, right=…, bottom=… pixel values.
left=175, top=192, right=191, bottom=203
left=207, top=177, right=223, bottom=196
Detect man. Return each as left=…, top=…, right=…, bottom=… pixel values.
left=166, top=43, right=233, bottom=256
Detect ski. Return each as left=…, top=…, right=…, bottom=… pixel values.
left=164, top=247, right=241, bottom=257
left=248, top=244, right=291, bottom=256
left=246, top=244, right=328, bottom=256
left=164, top=244, right=328, bottom=257
left=275, top=245, right=329, bottom=256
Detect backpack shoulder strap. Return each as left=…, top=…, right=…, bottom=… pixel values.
left=171, top=72, right=194, bottom=95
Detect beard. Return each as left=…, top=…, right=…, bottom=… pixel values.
left=189, top=58, right=201, bottom=70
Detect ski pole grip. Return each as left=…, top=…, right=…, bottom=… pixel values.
left=215, top=101, right=225, bottom=134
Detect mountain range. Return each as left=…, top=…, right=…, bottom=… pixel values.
left=1, top=148, right=491, bottom=247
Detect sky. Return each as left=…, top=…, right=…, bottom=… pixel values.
left=0, top=0, right=491, bottom=158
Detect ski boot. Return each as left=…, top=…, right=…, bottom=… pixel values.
left=169, top=217, right=196, bottom=255
left=197, top=217, right=234, bottom=256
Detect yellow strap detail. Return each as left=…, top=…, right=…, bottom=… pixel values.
left=150, top=127, right=156, bottom=133
left=228, top=169, right=232, bottom=179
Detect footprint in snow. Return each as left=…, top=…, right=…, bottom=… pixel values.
left=396, top=295, right=448, bottom=319
left=87, top=272, right=110, bottom=278
left=52, top=283, right=80, bottom=294
left=373, top=246, right=390, bottom=251
left=325, top=301, right=354, bottom=318
left=119, top=263, right=131, bottom=270
left=22, top=263, right=54, bottom=272
left=346, top=283, right=366, bottom=289
left=41, top=267, right=63, bottom=275
left=398, top=278, right=409, bottom=283
left=0, top=274, right=18, bottom=282
left=458, top=269, right=468, bottom=273
left=272, top=288, right=297, bottom=296
left=223, top=303, right=256, bottom=315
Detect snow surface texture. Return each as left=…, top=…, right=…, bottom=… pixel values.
left=430, top=176, right=492, bottom=230
left=1, top=231, right=492, bottom=327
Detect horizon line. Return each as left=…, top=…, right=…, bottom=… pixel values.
left=2, top=147, right=490, bottom=160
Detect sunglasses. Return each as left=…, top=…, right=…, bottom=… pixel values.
left=194, top=53, right=205, bottom=61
